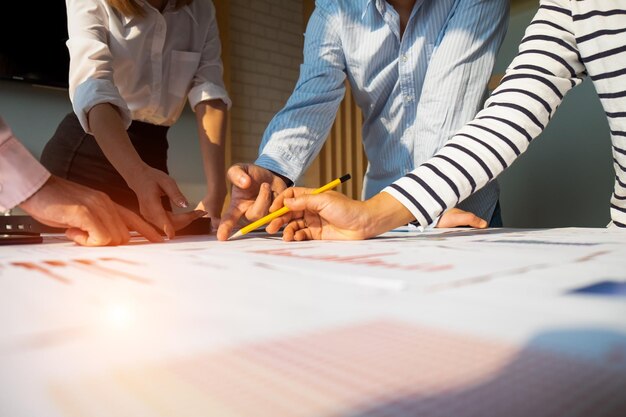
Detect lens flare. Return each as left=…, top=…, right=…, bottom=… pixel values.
left=104, top=303, right=135, bottom=329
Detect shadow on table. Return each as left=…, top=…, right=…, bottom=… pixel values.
left=343, top=327, right=626, bottom=417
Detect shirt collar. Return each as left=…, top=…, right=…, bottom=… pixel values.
left=121, top=12, right=135, bottom=27
left=180, top=3, right=198, bottom=26
left=362, top=0, right=388, bottom=19
left=362, top=0, right=425, bottom=21
left=121, top=1, right=198, bottom=27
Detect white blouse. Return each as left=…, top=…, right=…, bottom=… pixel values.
left=66, top=0, right=231, bottom=133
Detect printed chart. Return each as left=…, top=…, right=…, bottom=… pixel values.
left=0, top=227, right=625, bottom=416
left=49, top=321, right=626, bottom=417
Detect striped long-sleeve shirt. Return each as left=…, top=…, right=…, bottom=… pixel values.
left=256, top=0, right=509, bottom=222
left=384, top=0, right=626, bottom=228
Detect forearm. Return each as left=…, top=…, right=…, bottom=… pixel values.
left=87, top=103, right=146, bottom=182
left=196, top=100, right=227, bottom=201
left=363, top=192, right=415, bottom=238
left=87, top=105, right=189, bottom=237
left=385, top=2, right=583, bottom=227
left=255, top=82, right=345, bottom=183
left=256, top=5, right=346, bottom=182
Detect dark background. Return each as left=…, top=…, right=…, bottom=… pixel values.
left=0, top=1, right=69, bottom=88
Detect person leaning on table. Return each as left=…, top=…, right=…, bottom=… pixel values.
left=40, top=0, right=230, bottom=239
left=264, top=0, right=626, bottom=241
left=0, top=116, right=203, bottom=246
left=216, top=0, right=509, bottom=241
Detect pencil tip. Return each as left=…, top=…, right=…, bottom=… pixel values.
left=228, top=231, right=242, bottom=241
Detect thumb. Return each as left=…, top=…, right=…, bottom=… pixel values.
left=227, top=165, right=251, bottom=189
left=284, top=194, right=325, bottom=213
left=65, top=228, right=110, bottom=247
left=160, top=178, right=189, bottom=209
left=65, top=228, right=90, bottom=246
left=170, top=210, right=208, bottom=231
left=469, top=216, right=488, bottom=229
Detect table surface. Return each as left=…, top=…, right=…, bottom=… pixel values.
left=1, top=227, right=625, bottom=417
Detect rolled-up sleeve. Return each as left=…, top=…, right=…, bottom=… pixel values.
left=66, top=0, right=131, bottom=133
left=188, top=0, right=231, bottom=110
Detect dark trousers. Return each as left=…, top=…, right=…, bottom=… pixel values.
left=489, top=201, right=503, bottom=227
left=40, top=112, right=171, bottom=213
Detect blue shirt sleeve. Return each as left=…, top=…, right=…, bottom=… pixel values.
left=255, top=3, right=347, bottom=183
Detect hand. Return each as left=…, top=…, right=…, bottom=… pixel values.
left=126, top=165, right=190, bottom=239
left=435, top=208, right=488, bottom=229
left=265, top=187, right=413, bottom=241
left=266, top=188, right=370, bottom=240
left=216, top=163, right=289, bottom=240
left=19, top=176, right=164, bottom=246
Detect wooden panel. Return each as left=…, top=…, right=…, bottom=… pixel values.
left=317, top=82, right=366, bottom=199
left=214, top=0, right=231, bottom=168
left=303, top=0, right=315, bottom=26
left=488, top=73, right=503, bottom=92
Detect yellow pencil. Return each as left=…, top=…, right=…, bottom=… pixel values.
left=228, top=173, right=351, bottom=240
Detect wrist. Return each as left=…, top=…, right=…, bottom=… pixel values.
left=268, top=169, right=293, bottom=187
left=363, top=192, right=415, bottom=237
left=19, top=176, right=56, bottom=214
left=123, top=162, right=150, bottom=190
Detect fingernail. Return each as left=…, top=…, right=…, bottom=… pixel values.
left=177, top=199, right=188, bottom=208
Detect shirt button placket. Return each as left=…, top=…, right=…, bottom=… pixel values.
left=151, top=17, right=166, bottom=115
left=399, top=50, right=413, bottom=106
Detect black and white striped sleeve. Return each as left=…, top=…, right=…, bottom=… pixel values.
left=384, top=0, right=585, bottom=227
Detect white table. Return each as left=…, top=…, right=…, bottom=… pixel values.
left=1, top=228, right=625, bottom=416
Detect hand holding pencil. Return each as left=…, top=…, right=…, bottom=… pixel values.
left=228, top=174, right=351, bottom=240
left=263, top=180, right=422, bottom=241
left=225, top=170, right=489, bottom=241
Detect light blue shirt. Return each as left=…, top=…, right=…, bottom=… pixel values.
left=256, top=0, right=509, bottom=221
